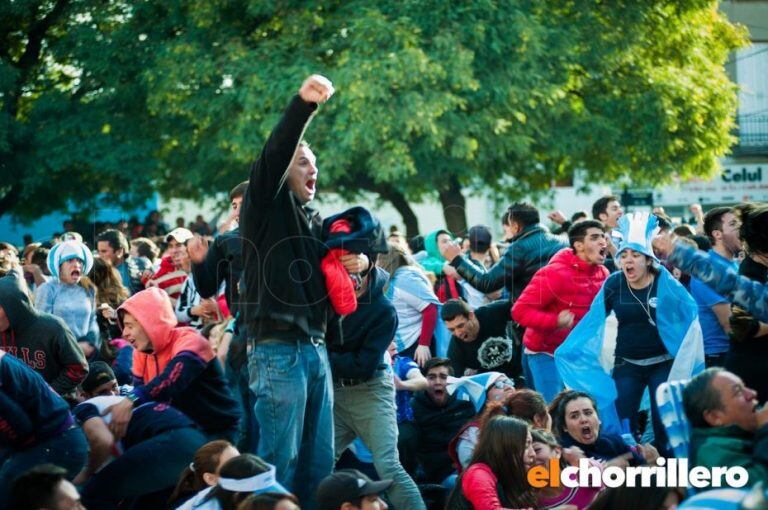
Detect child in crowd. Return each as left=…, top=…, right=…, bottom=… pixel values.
left=35, top=240, right=100, bottom=358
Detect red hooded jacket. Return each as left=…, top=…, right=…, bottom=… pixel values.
left=511, top=248, right=608, bottom=354
left=117, top=287, right=214, bottom=383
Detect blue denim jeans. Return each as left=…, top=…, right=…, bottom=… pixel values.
left=248, top=340, right=334, bottom=510
left=0, top=426, right=88, bottom=506
left=612, top=358, right=672, bottom=457
left=525, top=352, right=563, bottom=403
left=80, top=427, right=207, bottom=509
left=334, top=371, right=425, bottom=510
left=227, top=360, right=259, bottom=454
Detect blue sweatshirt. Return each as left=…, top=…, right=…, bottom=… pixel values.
left=34, top=280, right=100, bottom=349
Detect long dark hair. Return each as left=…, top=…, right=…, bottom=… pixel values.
left=201, top=454, right=273, bottom=510
left=506, top=389, right=549, bottom=427
left=468, top=416, right=537, bottom=508
left=168, top=440, right=234, bottom=507
left=90, top=257, right=129, bottom=308
left=550, top=390, right=598, bottom=440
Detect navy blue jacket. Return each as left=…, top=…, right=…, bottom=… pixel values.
left=0, top=350, right=73, bottom=450
left=326, top=267, right=397, bottom=381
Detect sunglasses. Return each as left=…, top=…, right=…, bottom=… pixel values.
left=491, top=379, right=514, bottom=390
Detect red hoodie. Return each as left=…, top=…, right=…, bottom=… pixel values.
left=511, top=248, right=608, bottom=354
left=117, top=287, right=213, bottom=383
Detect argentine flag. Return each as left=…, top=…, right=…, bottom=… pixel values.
left=555, top=213, right=705, bottom=435
left=447, top=372, right=508, bottom=413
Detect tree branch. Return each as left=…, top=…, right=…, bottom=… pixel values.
left=16, top=0, right=71, bottom=72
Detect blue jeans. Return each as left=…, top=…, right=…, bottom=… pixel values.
left=525, top=352, right=563, bottom=403
left=612, top=358, right=672, bottom=457
left=249, top=340, right=334, bottom=510
left=80, top=427, right=206, bottom=509
left=227, top=360, right=259, bottom=454
left=0, top=426, right=88, bottom=506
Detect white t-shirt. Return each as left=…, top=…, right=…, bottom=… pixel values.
left=385, top=267, right=440, bottom=352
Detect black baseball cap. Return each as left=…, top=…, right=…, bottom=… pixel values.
left=81, top=361, right=116, bottom=393
left=468, top=225, right=492, bottom=252
left=316, top=469, right=393, bottom=510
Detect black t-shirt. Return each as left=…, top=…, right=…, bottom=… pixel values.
left=447, top=300, right=514, bottom=375
left=604, top=273, right=667, bottom=360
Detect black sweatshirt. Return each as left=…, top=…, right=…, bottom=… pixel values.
left=240, top=95, right=329, bottom=341
left=191, top=227, right=243, bottom=313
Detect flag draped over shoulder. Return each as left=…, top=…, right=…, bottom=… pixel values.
left=447, top=372, right=506, bottom=413
left=554, top=265, right=705, bottom=435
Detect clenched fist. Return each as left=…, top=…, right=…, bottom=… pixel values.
left=299, top=75, right=334, bottom=105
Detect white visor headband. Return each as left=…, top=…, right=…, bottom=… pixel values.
left=218, top=465, right=279, bottom=492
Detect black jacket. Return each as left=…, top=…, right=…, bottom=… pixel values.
left=191, top=227, right=243, bottom=313
left=0, top=350, right=73, bottom=450
left=327, top=267, right=397, bottom=381
left=451, top=224, right=566, bottom=301
left=411, top=390, right=475, bottom=483
left=240, top=95, right=328, bottom=340
left=0, top=273, right=87, bottom=396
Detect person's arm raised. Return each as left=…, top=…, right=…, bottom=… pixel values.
left=243, top=75, right=334, bottom=208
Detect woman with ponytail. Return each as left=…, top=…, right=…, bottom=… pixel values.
left=168, top=440, right=239, bottom=508
left=177, top=454, right=291, bottom=510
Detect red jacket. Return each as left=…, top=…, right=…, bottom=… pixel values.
left=320, top=219, right=358, bottom=315
left=461, top=463, right=507, bottom=510
left=511, top=248, right=608, bottom=354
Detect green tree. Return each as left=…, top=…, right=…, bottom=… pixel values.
left=1, top=0, right=163, bottom=221
left=1, top=1, right=746, bottom=236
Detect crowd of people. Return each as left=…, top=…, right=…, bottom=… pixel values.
left=2, top=74, right=768, bottom=510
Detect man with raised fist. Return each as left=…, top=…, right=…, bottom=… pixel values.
left=239, top=75, right=366, bottom=508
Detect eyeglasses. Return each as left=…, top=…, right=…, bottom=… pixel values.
left=491, top=379, right=514, bottom=390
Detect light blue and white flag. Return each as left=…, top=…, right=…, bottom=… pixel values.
left=555, top=213, right=705, bottom=435
left=447, top=372, right=507, bottom=413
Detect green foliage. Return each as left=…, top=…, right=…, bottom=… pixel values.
left=0, top=0, right=747, bottom=226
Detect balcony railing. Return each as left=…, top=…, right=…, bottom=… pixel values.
left=733, top=114, right=768, bottom=156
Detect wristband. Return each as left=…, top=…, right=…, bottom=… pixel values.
left=126, top=392, right=141, bottom=408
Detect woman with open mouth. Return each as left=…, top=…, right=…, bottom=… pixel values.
left=553, top=390, right=652, bottom=468
left=35, top=239, right=100, bottom=359
left=556, top=212, right=705, bottom=459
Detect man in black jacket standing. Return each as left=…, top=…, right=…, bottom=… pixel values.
left=441, top=202, right=566, bottom=301
left=239, top=75, right=366, bottom=508
left=187, top=180, right=255, bottom=452
left=325, top=212, right=425, bottom=510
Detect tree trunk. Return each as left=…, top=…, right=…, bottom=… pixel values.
left=438, top=175, right=467, bottom=235
left=379, top=188, right=420, bottom=239
left=353, top=176, right=420, bottom=238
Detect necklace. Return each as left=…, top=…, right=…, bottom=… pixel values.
left=627, top=274, right=656, bottom=327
